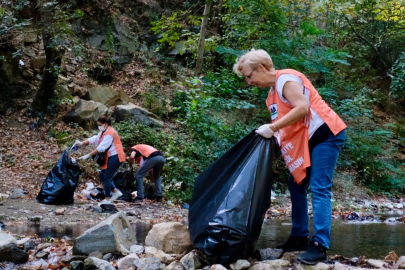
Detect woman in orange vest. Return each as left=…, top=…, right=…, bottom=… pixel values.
left=128, top=144, right=165, bottom=203
left=74, top=116, right=126, bottom=204
left=233, top=49, right=346, bottom=265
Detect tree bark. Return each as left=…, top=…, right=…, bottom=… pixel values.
left=31, top=2, right=64, bottom=111
left=194, top=0, right=213, bottom=76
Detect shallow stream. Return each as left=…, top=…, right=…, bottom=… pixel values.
left=6, top=211, right=405, bottom=259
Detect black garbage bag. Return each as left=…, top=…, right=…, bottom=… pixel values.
left=189, top=130, right=280, bottom=266
left=113, top=169, right=135, bottom=202
left=113, top=169, right=135, bottom=192
left=37, top=150, right=80, bottom=205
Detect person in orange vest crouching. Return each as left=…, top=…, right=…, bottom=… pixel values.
left=233, top=49, right=347, bottom=265
left=74, top=116, right=126, bottom=205
left=127, top=144, right=165, bottom=203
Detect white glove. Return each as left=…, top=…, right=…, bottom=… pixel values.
left=255, top=124, right=275, bottom=138
left=79, top=154, right=91, bottom=160
left=74, top=140, right=83, bottom=147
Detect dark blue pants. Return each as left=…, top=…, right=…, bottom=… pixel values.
left=288, top=129, right=346, bottom=249
left=99, top=154, right=122, bottom=198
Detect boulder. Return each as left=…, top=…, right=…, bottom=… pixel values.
left=230, top=260, right=251, bottom=270
left=117, top=253, right=139, bottom=270
left=248, top=263, right=272, bottom=270
left=64, top=99, right=109, bottom=129
left=295, top=262, right=331, bottom=270
left=0, top=232, right=29, bottom=263
left=32, top=56, right=47, bottom=69
left=145, top=246, right=174, bottom=264
left=253, top=248, right=283, bottom=261
left=24, top=28, right=37, bottom=43
left=88, top=86, right=132, bottom=107
left=180, top=250, right=205, bottom=270
left=130, top=244, right=145, bottom=254
left=112, top=103, right=163, bottom=127
left=73, top=211, right=136, bottom=255
left=167, top=261, right=187, bottom=270
left=262, top=259, right=292, bottom=270
left=210, top=265, right=227, bottom=270
left=145, top=222, right=192, bottom=254
left=83, top=257, right=115, bottom=270
left=134, top=257, right=163, bottom=270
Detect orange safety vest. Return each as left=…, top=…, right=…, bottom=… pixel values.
left=131, top=144, right=159, bottom=165
left=99, top=127, right=126, bottom=170
left=266, top=69, right=347, bottom=184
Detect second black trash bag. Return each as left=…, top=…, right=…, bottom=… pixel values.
left=188, top=130, right=280, bottom=266
left=37, top=150, right=80, bottom=205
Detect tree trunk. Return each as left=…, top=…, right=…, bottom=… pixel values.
left=194, top=0, right=213, bottom=76
left=31, top=2, right=64, bottom=111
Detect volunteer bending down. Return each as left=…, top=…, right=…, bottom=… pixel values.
left=233, top=49, right=346, bottom=265
left=74, top=116, right=126, bottom=204
left=128, top=144, right=165, bottom=203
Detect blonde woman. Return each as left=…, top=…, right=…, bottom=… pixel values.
left=233, top=49, right=346, bottom=264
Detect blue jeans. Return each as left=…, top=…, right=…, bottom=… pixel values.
left=99, top=154, right=122, bottom=198
left=135, top=155, right=165, bottom=199
left=288, top=129, right=346, bottom=249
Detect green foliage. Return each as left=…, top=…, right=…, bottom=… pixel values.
left=73, top=9, right=85, bottom=19
left=337, top=91, right=405, bottom=194
left=151, top=11, right=201, bottom=53
left=0, top=8, right=5, bottom=19
left=115, top=69, right=265, bottom=202
left=390, top=52, right=405, bottom=99
left=105, top=17, right=115, bottom=51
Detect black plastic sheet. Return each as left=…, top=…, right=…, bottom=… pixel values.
left=189, top=131, right=280, bottom=266
left=36, top=150, right=80, bottom=205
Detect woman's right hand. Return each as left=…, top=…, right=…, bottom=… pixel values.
left=256, top=124, right=275, bottom=138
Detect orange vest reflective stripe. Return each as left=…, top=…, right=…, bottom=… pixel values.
left=266, top=69, right=347, bottom=184
left=99, top=127, right=126, bottom=169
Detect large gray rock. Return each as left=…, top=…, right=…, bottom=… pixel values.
left=134, top=257, right=163, bottom=270
left=88, top=86, right=132, bottom=107
left=32, top=56, right=47, bottom=69
left=261, top=259, right=291, bottom=270
left=230, top=260, right=251, bottom=270
left=167, top=261, right=187, bottom=270
left=180, top=250, right=205, bottom=270
left=145, top=246, right=174, bottom=264
left=24, top=28, right=37, bottom=43
left=117, top=253, right=139, bottom=270
left=64, top=99, right=109, bottom=129
left=253, top=248, right=283, bottom=260
left=113, top=103, right=163, bottom=127
left=0, top=232, right=29, bottom=263
left=73, top=211, right=136, bottom=255
left=248, top=263, right=272, bottom=270
left=84, top=257, right=115, bottom=270
left=145, top=222, right=192, bottom=254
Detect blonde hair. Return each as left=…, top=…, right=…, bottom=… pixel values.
left=233, top=49, right=274, bottom=76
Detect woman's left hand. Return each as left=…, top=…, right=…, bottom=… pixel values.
left=79, top=154, right=91, bottom=160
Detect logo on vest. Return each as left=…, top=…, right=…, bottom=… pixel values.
left=269, top=104, right=278, bottom=120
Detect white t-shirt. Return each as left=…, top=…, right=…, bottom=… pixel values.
left=274, top=74, right=325, bottom=138
left=87, top=127, right=118, bottom=156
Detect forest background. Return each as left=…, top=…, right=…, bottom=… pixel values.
left=1, top=0, right=405, bottom=203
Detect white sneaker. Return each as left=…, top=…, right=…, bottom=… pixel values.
left=98, top=199, right=111, bottom=206
left=110, top=191, right=123, bottom=202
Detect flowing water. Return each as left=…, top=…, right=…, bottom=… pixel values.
left=6, top=211, right=405, bottom=259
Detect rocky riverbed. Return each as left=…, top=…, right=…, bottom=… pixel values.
left=1, top=189, right=405, bottom=270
